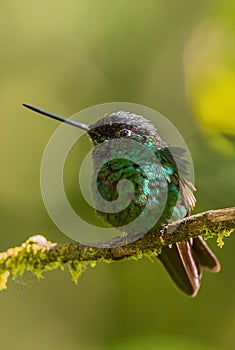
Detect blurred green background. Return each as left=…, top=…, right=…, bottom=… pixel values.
left=1, top=1, right=235, bottom=349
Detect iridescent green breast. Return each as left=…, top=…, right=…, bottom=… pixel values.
left=91, top=137, right=188, bottom=233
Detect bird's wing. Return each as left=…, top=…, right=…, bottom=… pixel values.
left=157, top=146, right=220, bottom=296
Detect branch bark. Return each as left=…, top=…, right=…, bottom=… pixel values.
left=0, top=207, right=234, bottom=291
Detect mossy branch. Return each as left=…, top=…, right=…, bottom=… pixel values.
left=0, top=207, right=234, bottom=291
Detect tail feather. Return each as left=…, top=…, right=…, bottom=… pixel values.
left=158, top=237, right=220, bottom=297
left=192, top=236, right=221, bottom=272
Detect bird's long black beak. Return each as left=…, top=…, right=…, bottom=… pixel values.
left=22, top=104, right=90, bottom=131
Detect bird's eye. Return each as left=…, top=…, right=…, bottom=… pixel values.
left=120, top=129, right=132, bottom=137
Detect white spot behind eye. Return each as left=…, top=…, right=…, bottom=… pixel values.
left=121, top=129, right=132, bottom=137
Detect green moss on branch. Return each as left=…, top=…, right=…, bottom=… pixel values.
left=0, top=207, right=234, bottom=291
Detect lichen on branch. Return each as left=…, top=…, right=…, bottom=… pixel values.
left=0, top=207, right=234, bottom=291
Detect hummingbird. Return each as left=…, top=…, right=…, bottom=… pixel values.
left=23, top=104, right=221, bottom=297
